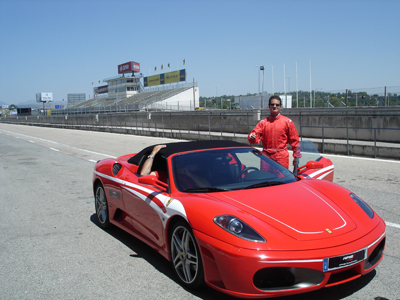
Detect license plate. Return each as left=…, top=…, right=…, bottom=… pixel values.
left=323, top=249, right=367, bottom=272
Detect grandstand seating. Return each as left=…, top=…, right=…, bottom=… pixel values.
left=68, top=87, right=192, bottom=110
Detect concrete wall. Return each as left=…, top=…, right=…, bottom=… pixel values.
left=2, top=107, right=400, bottom=143
left=285, top=107, right=400, bottom=143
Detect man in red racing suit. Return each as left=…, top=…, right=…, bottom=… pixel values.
left=248, top=96, right=301, bottom=169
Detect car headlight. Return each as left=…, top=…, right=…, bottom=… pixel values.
left=214, top=215, right=266, bottom=242
left=350, top=193, right=374, bottom=219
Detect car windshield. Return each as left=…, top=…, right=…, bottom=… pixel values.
left=172, top=147, right=296, bottom=192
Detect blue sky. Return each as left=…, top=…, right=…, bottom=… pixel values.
left=0, top=0, right=399, bottom=105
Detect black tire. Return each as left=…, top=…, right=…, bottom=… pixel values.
left=94, top=183, right=110, bottom=229
left=170, top=221, right=204, bottom=289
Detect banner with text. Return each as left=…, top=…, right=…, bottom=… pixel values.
left=144, top=69, right=186, bottom=87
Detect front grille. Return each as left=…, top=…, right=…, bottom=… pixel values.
left=253, top=267, right=324, bottom=290
left=254, top=267, right=295, bottom=289
left=326, top=268, right=360, bottom=286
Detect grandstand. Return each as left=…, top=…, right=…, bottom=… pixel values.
left=68, top=84, right=198, bottom=111
left=63, top=61, right=199, bottom=112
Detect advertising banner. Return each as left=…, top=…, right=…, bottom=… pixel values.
left=144, top=69, right=186, bottom=87
left=118, top=61, right=140, bottom=74
left=36, top=92, right=53, bottom=103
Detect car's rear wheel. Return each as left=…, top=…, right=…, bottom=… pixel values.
left=170, top=221, right=204, bottom=289
left=94, top=183, right=110, bottom=229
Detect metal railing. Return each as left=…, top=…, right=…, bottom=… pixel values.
left=1, top=108, right=399, bottom=159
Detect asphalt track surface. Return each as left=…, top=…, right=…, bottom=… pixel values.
left=1, top=123, right=399, bottom=300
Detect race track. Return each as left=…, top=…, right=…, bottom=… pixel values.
left=1, top=123, right=399, bottom=300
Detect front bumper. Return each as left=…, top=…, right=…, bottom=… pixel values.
left=194, top=222, right=385, bottom=299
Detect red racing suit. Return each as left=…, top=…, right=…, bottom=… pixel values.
left=248, top=114, right=301, bottom=169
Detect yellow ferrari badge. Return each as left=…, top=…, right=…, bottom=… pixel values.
left=166, top=198, right=174, bottom=206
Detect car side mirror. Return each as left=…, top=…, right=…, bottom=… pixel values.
left=138, top=175, right=168, bottom=192
left=297, top=161, right=324, bottom=175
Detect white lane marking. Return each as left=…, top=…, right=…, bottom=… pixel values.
left=0, top=129, right=115, bottom=158
left=29, top=141, right=35, bottom=143
left=50, top=148, right=60, bottom=152
left=386, top=221, right=400, bottom=229
left=321, top=153, right=400, bottom=164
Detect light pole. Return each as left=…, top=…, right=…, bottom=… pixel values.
left=287, top=76, right=291, bottom=108
left=265, top=65, right=274, bottom=95
left=283, top=64, right=287, bottom=108
left=295, top=61, right=298, bottom=108
left=287, top=76, right=291, bottom=94
left=309, top=59, right=312, bottom=108
left=255, top=65, right=260, bottom=96
left=260, top=66, right=264, bottom=108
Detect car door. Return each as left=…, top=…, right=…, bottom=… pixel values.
left=121, top=156, right=169, bottom=250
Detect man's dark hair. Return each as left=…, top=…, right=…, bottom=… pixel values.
left=269, top=95, right=282, bottom=106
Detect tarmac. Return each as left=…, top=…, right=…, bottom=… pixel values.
left=10, top=121, right=399, bottom=160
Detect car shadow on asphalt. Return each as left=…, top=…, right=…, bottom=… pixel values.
left=90, top=214, right=376, bottom=300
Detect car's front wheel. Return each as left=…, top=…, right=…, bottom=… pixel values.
left=170, top=221, right=204, bottom=289
left=94, top=183, right=110, bottom=229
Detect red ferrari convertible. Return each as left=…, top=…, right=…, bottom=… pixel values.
left=93, top=140, right=385, bottom=299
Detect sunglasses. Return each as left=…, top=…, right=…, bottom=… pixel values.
left=269, top=103, right=281, bottom=107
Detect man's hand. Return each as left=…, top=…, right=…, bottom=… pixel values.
left=141, top=145, right=166, bottom=176
left=249, top=133, right=256, bottom=140
left=150, top=144, right=166, bottom=156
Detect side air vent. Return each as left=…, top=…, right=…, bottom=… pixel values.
left=112, top=163, right=122, bottom=176
left=364, top=237, right=385, bottom=270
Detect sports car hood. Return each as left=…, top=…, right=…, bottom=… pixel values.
left=216, top=181, right=357, bottom=241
